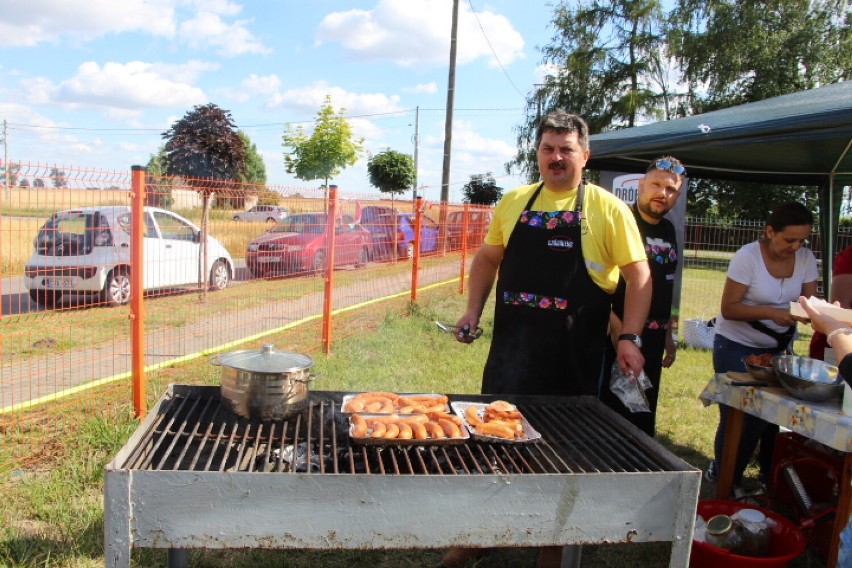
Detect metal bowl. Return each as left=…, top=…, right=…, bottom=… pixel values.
left=741, top=357, right=777, bottom=382
left=772, top=355, right=844, bottom=402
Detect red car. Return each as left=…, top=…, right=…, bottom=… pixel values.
left=447, top=209, right=493, bottom=250
left=246, top=213, right=371, bottom=277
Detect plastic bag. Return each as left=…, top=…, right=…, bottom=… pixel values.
left=609, top=361, right=652, bottom=413
left=683, top=317, right=716, bottom=350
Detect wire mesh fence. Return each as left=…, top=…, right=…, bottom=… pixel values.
left=1, top=163, right=848, bottom=472
left=0, top=164, right=489, bottom=471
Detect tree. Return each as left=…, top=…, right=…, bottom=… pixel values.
left=462, top=173, right=503, bottom=206
left=509, top=0, right=850, bottom=214
left=162, top=103, right=247, bottom=297
left=507, top=0, right=679, bottom=183
left=367, top=149, right=415, bottom=196
left=145, top=145, right=174, bottom=208
left=50, top=167, right=67, bottom=188
left=282, top=95, right=363, bottom=205
left=669, top=0, right=851, bottom=110
left=237, top=131, right=267, bottom=185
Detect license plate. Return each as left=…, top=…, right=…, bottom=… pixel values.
left=258, top=256, right=280, bottom=263
left=44, top=278, right=75, bottom=288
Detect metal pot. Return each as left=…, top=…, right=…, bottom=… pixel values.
left=213, top=344, right=316, bottom=420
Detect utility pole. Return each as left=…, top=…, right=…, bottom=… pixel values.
left=440, top=0, right=459, bottom=248
left=2, top=120, right=8, bottom=200
left=440, top=0, right=459, bottom=205
left=412, top=106, right=419, bottom=199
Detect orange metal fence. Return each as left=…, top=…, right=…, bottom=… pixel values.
left=0, top=163, right=491, bottom=472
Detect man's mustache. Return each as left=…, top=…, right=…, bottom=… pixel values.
left=548, top=161, right=566, bottom=170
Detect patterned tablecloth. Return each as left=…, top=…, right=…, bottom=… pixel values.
left=700, top=373, right=852, bottom=453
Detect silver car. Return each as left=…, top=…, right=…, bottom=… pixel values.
left=232, top=205, right=288, bottom=224
left=24, top=206, right=234, bottom=307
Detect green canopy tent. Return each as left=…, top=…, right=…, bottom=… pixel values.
left=587, top=81, right=852, bottom=294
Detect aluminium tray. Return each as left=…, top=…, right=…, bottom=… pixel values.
left=451, top=401, right=541, bottom=444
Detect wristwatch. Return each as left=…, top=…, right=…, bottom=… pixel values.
left=618, top=333, right=643, bottom=349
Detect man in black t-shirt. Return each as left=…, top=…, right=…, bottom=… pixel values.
left=601, top=156, right=685, bottom=437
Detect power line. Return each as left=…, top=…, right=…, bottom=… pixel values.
left=5, top=106, right=524, bottom=134
left=467, top=0, right=526, bottom=99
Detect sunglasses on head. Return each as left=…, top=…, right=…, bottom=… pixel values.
left=649, top=159, right=687, bottom=176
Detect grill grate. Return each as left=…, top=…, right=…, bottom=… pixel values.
left=118, top=388, right=674, bottom=476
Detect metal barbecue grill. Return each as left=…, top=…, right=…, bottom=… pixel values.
left=105, top=385, right=701, bottom=567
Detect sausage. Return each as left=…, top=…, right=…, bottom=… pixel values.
left=344, top=398, right=366, bottom=413
left=438, top=418, right=462, bottom=438
left=351, top=414, right=368, bottom=437
left=476, top=421, right=515, bottom=439
left=396, top=421, right=414, bottom=440
left=410, top=421, right=429, bottom=440
left=369, top=421, right=387, bottom=438
left=383, top=422, right=401, bottom=439
left=464, top=405, right=482, bottom=426
left=423, top=421, right=445, bottom=439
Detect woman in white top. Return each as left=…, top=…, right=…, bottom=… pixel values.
left=705, top=202, right=819, bottom=491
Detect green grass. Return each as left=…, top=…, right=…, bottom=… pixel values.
left=0, top=280, right=827, bottom=568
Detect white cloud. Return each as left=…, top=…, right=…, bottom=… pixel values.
left=402, top=82, right=438, bottom=95
left=316, top=0, right=524, bottom=68
left=225, top=74, right=282, bottom=103
left=27, top=61, right=211, bottom=110
left=0, top=0, right=177, bottom=47
left=265, top=81, right=401, bottom=117
left=178, top=11, right=270, bottom=57
left=0, top=0, right=268, bottom=55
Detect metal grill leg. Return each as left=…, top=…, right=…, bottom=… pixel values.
left=168, top=549, right=188, bottom=568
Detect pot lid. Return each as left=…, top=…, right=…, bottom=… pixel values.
left=215, top=344, right=314, bottom=373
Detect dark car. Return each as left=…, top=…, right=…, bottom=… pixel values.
left=245, top=213, right=371, bottom=277
left=368, top=212, right=439, bottom=260
left=446, top=209, right=493, bottom=250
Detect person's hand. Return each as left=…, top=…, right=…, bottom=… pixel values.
left=798, top=296, right=846, bottom=335
left=662, top=334, right=677, bottom=368
left=768, top=307, right=796, bottom=327
left=617, top=341, right=644, bottom=377
left=454, top=314, right=481, bottom=344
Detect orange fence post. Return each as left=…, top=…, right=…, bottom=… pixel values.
left=130, top=165, right=146, bottom=418
left=459, top=202, right=470, bottom=294
left=411, top=196, right=422, bottom=302
left=322, top=185, right=338, bottom=354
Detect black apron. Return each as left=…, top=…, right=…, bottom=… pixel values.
left=481, top=181, right=612, bottom=397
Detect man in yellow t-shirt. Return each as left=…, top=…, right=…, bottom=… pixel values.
left=442, top=110, right=649, bottom=568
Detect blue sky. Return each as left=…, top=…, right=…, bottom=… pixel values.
left=0, top=0, right=557, bottom=202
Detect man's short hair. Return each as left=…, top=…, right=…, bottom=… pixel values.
left=535, top=110, right=590, bottom=151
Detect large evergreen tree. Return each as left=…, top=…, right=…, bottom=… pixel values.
left=507, top=0, right=678, bottom=183
left=509, top=0, right=851, bottom=217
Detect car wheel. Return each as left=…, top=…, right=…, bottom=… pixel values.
left=266, top=217, right=276, bottom=225
left=102, top=268, right=131, bottom=306
left=209, top=260, right=230, bottom=291
left=356, top=246, right=369, bottom=268
left=29, top=288, right=62, bottom=308
left=405, top=242, right=415, bottom=259
left=312, top=250, right=326, bottom=274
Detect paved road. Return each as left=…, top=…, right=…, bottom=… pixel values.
left=1, top=259, right=253, bottom=316
left=0, top=260, right=464, bottom=412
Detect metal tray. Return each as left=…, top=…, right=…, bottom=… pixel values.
left=340, top=392, right=449, bottom=414
left=451, top=401, right=541, bottom=444
left=348, top=412, right=469, bottom=446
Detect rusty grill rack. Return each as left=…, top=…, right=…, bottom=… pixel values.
left=117, top=386, right=674, bottom=476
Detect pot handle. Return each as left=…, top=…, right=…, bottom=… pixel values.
left=298, top=372, right=322, bottom=383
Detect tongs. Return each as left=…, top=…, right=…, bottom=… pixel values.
left=435, top=321, right=483, bottom=339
